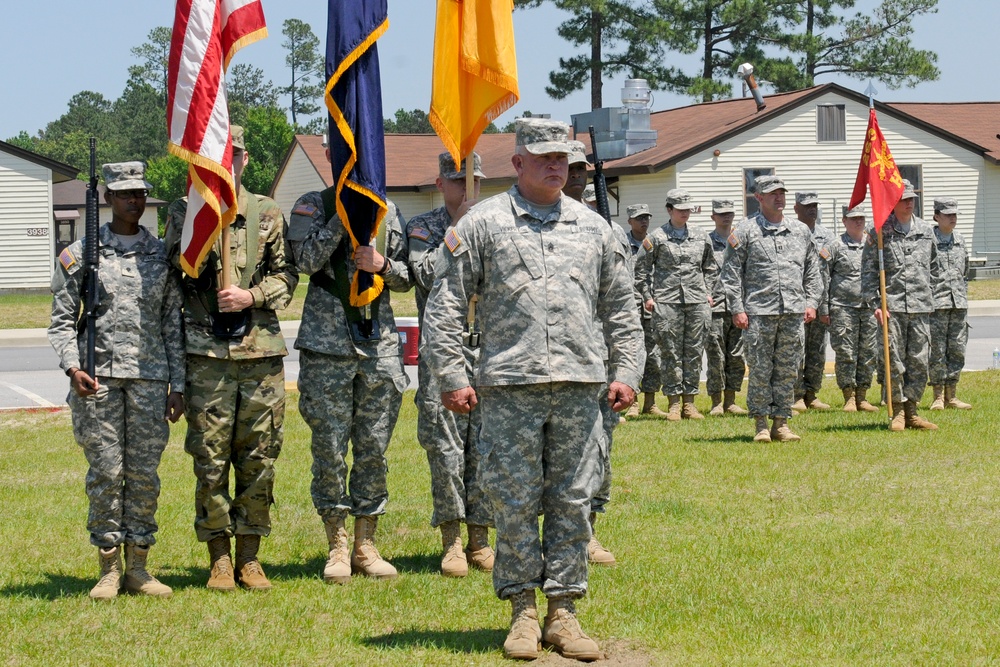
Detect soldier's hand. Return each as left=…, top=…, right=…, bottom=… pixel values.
left=69, top=368, right=99, bottom=397
left=707, top=295, right=715, bottom=307
left=454, top=198, right=479, bottom=222
left=644, top=299, right=656, bottom=313
left=804, top=308, right=817, bottom=324
left=442, top=386, right=478, bottom=414
left=354, top=245, right=385, bottom=273
left=608, top=382, right=636, bottom=413
left=164, top=391, right=185, bottom=423
left=733, top=312, right=749, bottom=330
left=874, top=308, right=888, bottom=326
left=217, top=286, right=254, bottom=312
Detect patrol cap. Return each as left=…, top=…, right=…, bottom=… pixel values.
left=102, top=161, right=153, bottom=191
left=665, top=188, right=696, bottom=210
left=582, top=184, right=596, bottom=202
left=567, top=140, right=592, bottom=167
left=514, top=118, right=573, bottom=155
left=795, top=191, right=820, bottom=205
left=627, top=203, right=651, bottom=218
left=754, top=174, right=786, bottom=194
left=439, top=151, right=485, bottom=180
left=231, top=124, right=246, bottom=151
left=842, top=204, right=866, bottom=219
left=712, top=199, right=735, bottom=214
left=900, top=179, right=918, bottom=200
left=934, top=197, right=959, bottom=214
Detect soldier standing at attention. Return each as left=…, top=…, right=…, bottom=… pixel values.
left=928, top=197, right=972, bottom=411
left=50, top=162, right=185, bottom=600
left=861, top=179, right=940, bottom=431
left=423, top=118, right=641, bottom=662
left=705, top=199, right=748, bottom=416
left=287, top=144, right=412, bottom=584
left=405, top=152, right=494, bottom=577
left=826, top=206, right=880, bottom=412
left=792, top=191, right=836, bottom=411
left=165, top=125, right=298, bottom=591
left=720, top=175, right=823, bottom=442
left=624, top=204, right=668, bottom=419
left=634, top=189, right=717, bottom=421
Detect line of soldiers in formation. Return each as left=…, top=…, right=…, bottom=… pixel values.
left=46, top=118, right=970, bottom=662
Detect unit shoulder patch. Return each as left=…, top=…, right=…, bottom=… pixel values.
left=641, top=237, right=653, bottom=252
left=728, top=232, right=741, bottom=249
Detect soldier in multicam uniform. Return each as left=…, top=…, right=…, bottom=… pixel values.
left=634, top=188, right=717, bottom=421
left=623, top=203, right=668, bottom=419
left=826, top=206, right=880, bottom=413
left=705, top=198, right=748, bottom=416
left=928, top=197, right=972, bottom=411
left=50, top=162, right=184, bottom=600
left=720, top=175, right=823, bottom=443
left=791, top=191, right=836, bottom=411
left=287, top=144, right=412, bottom=584
left=861, top=179, right=940, bottom=431
left=165, top=125, right=298, bottom=591
left=405, top=151, right=494, bottom=578
left=423, top=118, right=641, bottom=662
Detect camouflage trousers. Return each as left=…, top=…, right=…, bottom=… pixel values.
left=479, top=382, right=604, bottom=601
left=298, top=349, right=407, bottom=521
left=69, top=377, right=170, bottom=548
left=705, top=312, right=745, bottom=395
left=929, top=308, right=968, bottom=385
left=744, top=314, right=804, bottom=419
left=184, top=355, right=285, bottom=542
left=591, top=384, right=618, bottom=515
left=878, top=311, right=930, bottom=405
left=829, top=305, right=877, bottom=389
left=653, top=302, right=710, bottom=396
left=639, top=313, right=662, bottom=393
left=415, top=356, right=491, bottom=528
left=795, top=319, right=829, bottom=398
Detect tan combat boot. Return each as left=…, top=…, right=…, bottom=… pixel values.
left=856, top=386, right=879, bottom=412
left=709, top=393, right=724, bottom=416
left=624, top=401, right=640, bottom=418
left=770, top=417, right=801, bottom=442
left=206, top=535, right=236, bottom=592
left=504, top=590, right=542, bottom=660
left=323, top=516, right=351, bottom=584
left=665, top=395, right=682, bottom=422
left=889, top=404, right=906, bottom=431
left=351, top=515, right=398, bottom=579
left=842, top=387, right=857, bottom=413
left=641, top=392, right=669, bottom=418
left=929, top=385, right=945, bottom=411
left=466, top=524, right=495, bottom=572
left=804, top=391, right=830, bottom=410
left=681, top=395, right=705, bottom=420
left=904, top=401, right=938, bottom=430
left=542, top=597, right=602, bottom=662
left=945, top=384, right=972, bottom=410
left=791, top=396, right=807, bottom=412
left=586, top=512, right=616, bottom=566
left=123, top=544, right=172, bottom=598
left=724, top=390, right=748, bottom=415
left=439, top=520, right=468, bottom=577
left=753, top=415, right=771, bottom=442
left=89, top=546, right=122, bottom=601
left=235, top=534, right=272, bottom=591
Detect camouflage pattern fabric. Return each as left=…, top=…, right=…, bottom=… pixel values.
left=795, top=223, right=835, bottom=398
left=877, top=312, right=931, bottom=405
left=184, top=355, right=285, bottom=540
left=932, top=227, right=969, bottom=310
left=705, top=230, right=745, bottom=394
left=929, top=226, right=969, bottom=385
left=829, top=305, right=877, bottom=389
left=744, top=314, right=804, bottom=418
left=591, top=385, right=616, bottom=514
left=651, top=302, right=709, bottom=395
left=629, top=229, right=662, bottom=392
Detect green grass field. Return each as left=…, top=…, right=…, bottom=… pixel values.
left=2, top=373, right=1000, bottom=665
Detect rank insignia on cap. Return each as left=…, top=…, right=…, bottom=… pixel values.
left=292, top=203, right=317, bottom=217
left=819, top=247, right=831, bottom=260
left=408, top=226, right=431, bottom=241
left=59, top=247, right=76, bottom=271
left=728, top=232, right=741, bottom=249
left=642, top=237, right=653, bottom=252
left=444, top=229, right=462, bottom=253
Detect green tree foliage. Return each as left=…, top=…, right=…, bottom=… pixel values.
left=280, top=18, right=323, bottom=128
left=4, top=131, right=37, bottom=152
left=236, top=105, right=296, bottom=196
left=383, top=108, right=434, bottom=134
left=113, top=76, right=168, bottom=160
left=145, top=154, right=189, bottom=233
left=228, top=63, right=280, bottom=110
left=129, top=26, right=172, bottom=103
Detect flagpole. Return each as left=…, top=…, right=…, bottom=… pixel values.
left=465, top=154, right=474, bottom=201
left=220, top=226, right=231, bottom=288
left=876, top=227, right=894, bottom=420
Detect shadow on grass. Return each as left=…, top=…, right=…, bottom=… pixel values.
left=0, top=573, right=92, bottom=599
left=362, top=627, right=505, bottom=654
left=390, top=552, right=440, bottom=575
left=811, top=421, right=891, bottom=433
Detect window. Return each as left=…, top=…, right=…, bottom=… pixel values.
left=742, top=167, right=774, bottom=218
left=817, top=104, right=846, bottom=143
left=897, top=164, right=923, bottom=218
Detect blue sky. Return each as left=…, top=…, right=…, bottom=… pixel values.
left=0, top=0, right=995, bottom=143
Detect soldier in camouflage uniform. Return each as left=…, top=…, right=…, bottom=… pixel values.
left=634, top=189, right=717, bottom=421
left=624, top=204, right=668, bottom=419
left=792, top=192, right=836, bottom=411
left=165, top=126, right=298, bottom=591
left=827, top=206, right=879, bottom=412
left=705, top=198, right=748, bottom=416
left=861, top=179, right=940, bottom=431
left=720, top=175, right=823, bottom=442
left=406, top=151, right=494, bottom=578
left=928, top=197, right=972, bottom=411
left=287, top=144, right=412, bottom=584
left=50, top=162, right=184, bottom=600
left=423, top=119, right=641, bottom=662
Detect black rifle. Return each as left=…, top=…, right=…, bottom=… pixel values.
left=588, top=125, right=612, bottom=224
left=82, top=138, right=100, bottom=378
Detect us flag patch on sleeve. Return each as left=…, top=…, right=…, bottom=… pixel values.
left=292, top=203, right=317, bottom=217
left=59, top=247, right=76, bottom=271
left=728, top=232, right=741, bottom=249
left=444, top=228, right=462, bottom=253
left=642, top=237, right=653, bottom=251
left=408, top=227, right=431, bottom=241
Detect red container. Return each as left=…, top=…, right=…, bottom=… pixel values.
left=396, top=316, right=420, bottom=365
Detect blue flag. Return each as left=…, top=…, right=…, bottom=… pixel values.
left=325, top=0, right=388, bottom=307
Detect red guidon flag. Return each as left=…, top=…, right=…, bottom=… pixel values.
left=849, top=107, right=904, bottom=231
left=167, top=0, right=267, bottom=277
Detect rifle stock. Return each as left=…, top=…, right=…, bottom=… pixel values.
left=83, top=138, right=99, bottom=378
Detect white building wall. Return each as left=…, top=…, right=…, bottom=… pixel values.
left=611, top=169, right=676, bottom=235
left=0, top=151, right=54, bottom=290
left=271, top=147, right=327, bottom=218
left=975, top=163, right=1000, bottom=259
